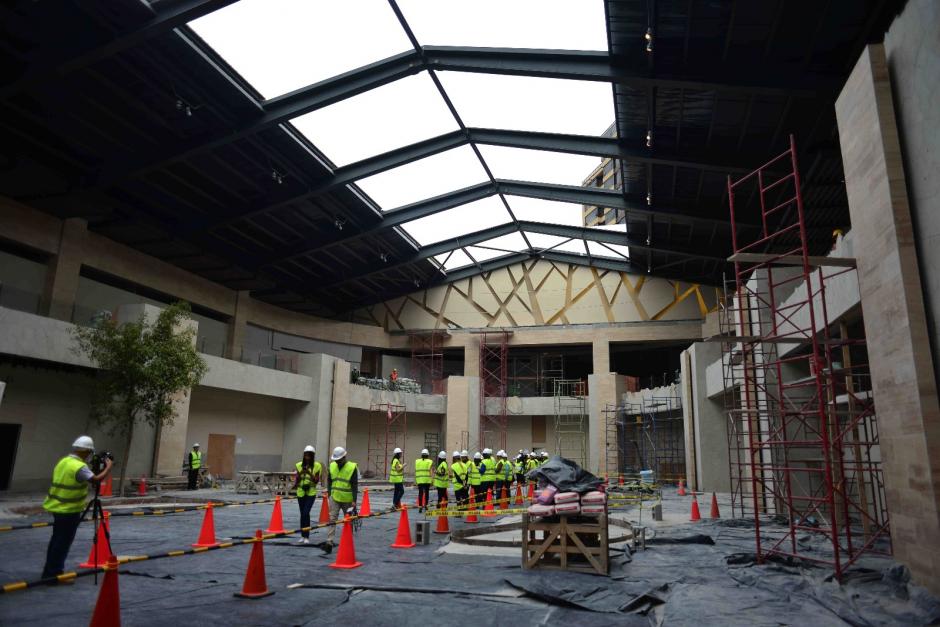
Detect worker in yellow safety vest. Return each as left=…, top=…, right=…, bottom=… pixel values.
left=389, top=447, right=405, bottom=510
left=433, top=451, right=450, bottom=508
left=514, top=451, right=526, bottom=486
left=541, top=451, right=550, bottom=466
left=467, top=452, right=483, bottom=505
left=291, top=445, right=322, bottom=544
left=450, top=451, right=466, bottom=508
left=414, top=448, right=433, bottom=512
left=42, top=435, right=113, bottom=579
left=327, top=446, right=358, bottom=546
left=480, top=448, right=497, bottom=502
left=185, top=442, right=202, bottom=490
left=526, top=452, right=539, bottom=484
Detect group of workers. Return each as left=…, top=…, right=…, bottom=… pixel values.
left=400, top=447, right=550, bottom=511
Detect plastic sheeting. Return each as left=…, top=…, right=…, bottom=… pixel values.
left=526, top=456, right=603, bottom=493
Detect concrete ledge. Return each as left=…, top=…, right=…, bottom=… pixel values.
left=200, top=354, right=313, bottom=402
left=347, top=382, right=446, bottom=413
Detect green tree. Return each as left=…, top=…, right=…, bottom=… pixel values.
left=72, top=302, right=208, bottom=495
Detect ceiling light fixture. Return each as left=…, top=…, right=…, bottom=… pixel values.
left=645, top=27, right=653, bottom=53
left=271, top=169, right=284, bottom=185
left=379, top=252, right=388, bottom=263
left=646, top=192, right=652, bottom=206
left=334, top=217, right=346, bottom=231
left=646, top=129, right=653, bottom=147
left=175, top=99, right=193, bottom=117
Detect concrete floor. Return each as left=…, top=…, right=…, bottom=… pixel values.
left=0, top=488, right=937, bottom=626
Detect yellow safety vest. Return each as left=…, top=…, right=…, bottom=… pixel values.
left=526, top=459, right=538, bottom=482
left=482, top=457, right=497, bottom=481
left=451, top=461, right=465, bottom=489
left=329, top=461, right=357, bottom=503
left=433, top=461, right=449, bottom=489
left=414, top=458, right=433, bottom=485
left=467, top=461, right=482, bottom=486
left=500, top=460, right=512, bottom=480
left=514, top=459, right=524, bottom=474
left=389, top=458, right=404, bottom=484
left=43, top=456, right=89, bottom=514
left=295, top=460, right=322, bottom=498
left=190, top=451, right=202, bottom=470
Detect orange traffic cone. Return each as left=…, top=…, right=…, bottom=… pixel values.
left=618, top=474, right=624, bottom=485
left=466, top=490, right=479, bottom=524
left=137, top=476, right=147, bottom=496
left=88, top=556, right=120, bottom=627
left=690, top=495, right=701, bottom=521
left=677, top=479, right=687, bottom=496
left=391, top=505, right=416, bottom=548
left=265, top=495, right=285, bottom=534
left=329, top=515, right=362, bottom=569
left=483, top=488, right=495, bottom=517
left=360, top=489, right=372, bottom=517
left=234, top=530, right=275, bottom=599
left=79, top=512, right=112, bottom=568
left=100, top=475, right=113, bottom=498
left=514, top=485, right=523, bottom=505
left=192, top=502, right=219, bottom=547
left=319, top=493, right=331, bottom=524
left=500, top=486, right=509, bottom=510
left=526, top=483, right=534, bottom=500
left=710, top=492, right=720, bottom=519
left=433, top=501, right=450, bottom=535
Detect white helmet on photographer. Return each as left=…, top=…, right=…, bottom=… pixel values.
left=72, top=435, right=95, bottom=451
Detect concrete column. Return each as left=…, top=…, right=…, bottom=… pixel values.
left=684, top=342, right=729, bottom=492
left=836, top=43, right=940, bottom=593
left=463, top=341, right=480, bottom=378
left=444, top=376, right=480, bottom=453
left=588, top=372, right=625, bottom=476
left=680, top=348, right=697, bottom=490
left=285, top=353, right=337, bottom=469
left=330, top=360, right=350, bottom=453
left=225, top=290, right=250, bottom=360
left=592, top=337, right=610, bottom=374
left=40, top=218, right=87, bottom=321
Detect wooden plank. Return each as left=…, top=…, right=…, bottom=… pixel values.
left=728, top=252, right=856, bottom=267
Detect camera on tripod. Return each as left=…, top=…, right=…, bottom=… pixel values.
left=90, top=450, right=114, bottom=473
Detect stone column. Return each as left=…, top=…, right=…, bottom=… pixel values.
left=592, top=337, right=610, bottom=375
left=40, top=218, right=87, bottom=321
left=330, top=360, right=351, bottom=453
left=588, top=373, right=624, bottom=476
left=444, top=376, right=480, bottom=453
left=285, top=353, right=337, bottom=469
left=463, top=341, right=480, bottom=378
left=836, top=43, right=940, bottom=593
left=225, top=290, right=250, bottom=360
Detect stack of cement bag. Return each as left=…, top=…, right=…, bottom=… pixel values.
left=525, top=456, right=607, bottom=518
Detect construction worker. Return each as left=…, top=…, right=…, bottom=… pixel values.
left=291, top=445, right=321, bottom=544
left=433, top=451, right=449, bottom=508
left=493, top=450, right=506, bottom=503
left=541, top=451, right=550, bottom=465
left=514, top=451, right=527, bottom=486
left=41, top=435, right=113, bottom=580
left=185, top=442, right=201, bottom=490
left=526, top=452, right=539, bottom=485
left=414, top=448, right=433, bottom=512
left=481, top=448, right=496, bottom=502
left=389, top=447, right=405, bottom=510
left=450, top=451, right=466, bottom=508
left=326, top=446, right=358, bottom=547
left=467, top=452, right=483, bottom=506
left=389, top=368, right=399, bottom=390
left=498, top=450, right=513, bottom=500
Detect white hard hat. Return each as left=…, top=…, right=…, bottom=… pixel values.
left=192, top=443, right=200, bottom=448
left=482, top=447, right=492, bottom=455
left=421, top=448, right=429, bottom=456
left=497, top=449, right=506, bottom=458
left=460, top=450, right=468, bottom=457
left=393, top=447, right=402, bottom=454
left=331, top=446, right=347, bottom=461
left=303, top=445, right=315, bottom=453
left=473, top=452, right=482, bottom=460
left=452, top=450, right=461, bottom=457
left=438, top=451, right=447, bottom=459
left=72, top=435, right=94, bottom=450
left=542, top=451, right=549, bottom=457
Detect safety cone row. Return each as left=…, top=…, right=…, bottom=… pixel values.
left=500, top=486, right=509, bottom=510
left=137, top=476, right=147, bottom=496
left=526, top=483, right=534, bottom=501
left=79, top=512, right=112, bottom=568
left=360, top=488, right=372, bottom=517
left=677, top=479, right=687, bottom=496
left=433, top=499, right=450, bottom=535
left=514, top=485, right=524, bottom=505
left=391, top=505, right=415, bottom=549
left=88, top=556, right=121, bottom=627
left=690, top=494, right=701, bottom=521
left=710, top=492, right=721, bottom=519
left=319, top=492, right=331, bottom=524
left=330, top=515, right=362, bottom=569
left=465, top=490, right=479, bottom=524
left=192, top=502, right=219, bottom=547
left=100, top=475, right=113, bottom=498
left=234, top=529, right=275, bottom=599
left=265, top=495, right=285, bottom=534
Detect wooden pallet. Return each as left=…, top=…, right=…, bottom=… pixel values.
left=522, top=512, right=609, bottom=576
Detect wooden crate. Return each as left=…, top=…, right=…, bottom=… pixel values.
left=522, top=512, right=609, bottom=576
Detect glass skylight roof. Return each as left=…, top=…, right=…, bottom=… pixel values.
left=438, top=73, right=614, bottom=136
left=291, top=72, right=459, bottom=167
left=355, top=146, right=488, bottom=210
left=397, top=0, right=608, bottom=50
left=507, top=197, right=584, bottom=226
left=587, top=240, right=631, bottom=259
left=477, top=146, right=603, bottom=187
left=434, top=248, right=474, bottom=270
left=189, top=0, right=410, bottom=99
left=524, top=232, right=569, bottom=250
left=400, top=196, right=510, bottom=246
left=473, top=231, right=529, bottom=253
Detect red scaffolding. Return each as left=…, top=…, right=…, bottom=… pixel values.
left=478, top=330, right=509, bottom=451
left=722, top=135, right=889, bottom=580
left=409, top=330, right=448, bottom=394
left=366, top=403, right=406, bottom=479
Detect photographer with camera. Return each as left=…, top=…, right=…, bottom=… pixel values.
left=41, top=435, right=113, bottom=580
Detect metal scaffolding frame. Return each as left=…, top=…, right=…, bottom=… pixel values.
left=409, top=330, right=447, bottom=394
left=479, top=330, right=510, bottom=452
left=553, top=379, right=587, bottom=467
left=366, top=403, right=406, bottom=480
left=722, top=135, right=889, bottom=580
left=507, top=351, right=566, bottom=396
left=603, top=395, right=685, bottom=483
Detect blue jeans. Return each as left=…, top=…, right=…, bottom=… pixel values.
left=42, top=512, right=82, bottom=578
left=297, top=495, right=316, bottom=538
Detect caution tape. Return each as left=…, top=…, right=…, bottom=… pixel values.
left=0, top=505, right=399, bottom=594
left=424, top=507, right=530, bottom=517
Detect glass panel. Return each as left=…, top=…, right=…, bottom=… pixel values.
left=400, top=196, right=511, bottom=246
left=292, top=72, right=459, bottom=167
left=523, top=232, right=568, bottom=250
left=587, top=240, right=631, bottom=259
left=553, top=239, right=591, bottom=255
left=434, top=248, right=474, bottom=270
left=397, top=0, right=607, bottom=50
left=438, top=72, right=614, bottom=136
left=473, top=231, right=529, bottom=253
left=466, top=246, right=514, bottom=263
left=189, top=0, right=410, bottom=99
left=507, top=197, right=583, bottom=226
left=355, top=145, right=489, bottom=210
left=478, top=146, right=603, bottom=187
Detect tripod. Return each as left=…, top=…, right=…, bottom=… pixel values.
left=80, top=482, right=111, bottom=583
